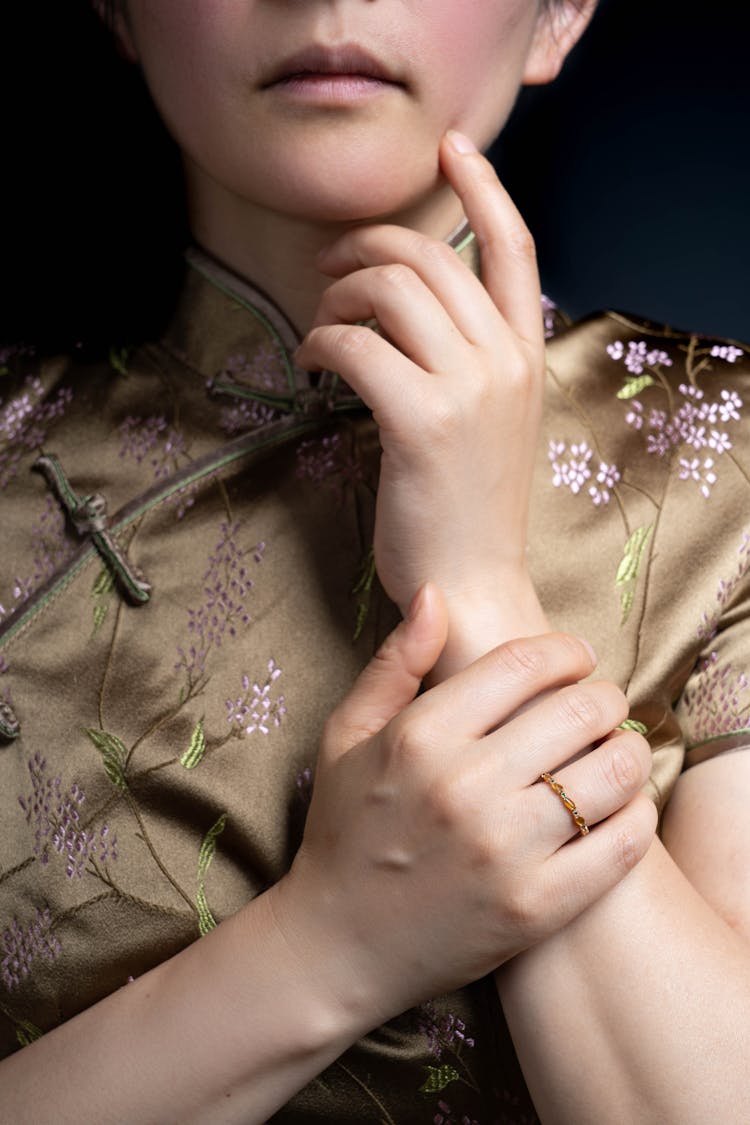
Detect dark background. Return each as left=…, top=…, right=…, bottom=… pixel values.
left=491, top=0, right=750, bottom=340
left=3, top=0, right=749, bottom=350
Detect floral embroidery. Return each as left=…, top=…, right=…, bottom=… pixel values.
left=548, top=441, right=621, bottom=509
left=433, top=1101, right=479, bottom=1125
left=1, top=908, right=61, bottom=992
left=225, top=660, right=286, bottom=735
left=618, top=379, right=745, bottom=499
left=698, top=530, right=750, bottom=642
left=682, top=652, right=750, bottom=744
left=175, top=521, right=262, bottom=682
left=677, top=456, right=717, bottom=499
left=217, top=346, right=288, bottom=395
left=217, top=398, right=278, bottom=437
left=0, top=376, right=72, bottom=490
left=419, top=1002, right=476, bottom=1061
left=710, top=344, right=744, bottom=364
left=607, top=339, right=673, bottom=375
left=296, top=433, right=363, bottom=503
left=17, top=753, right=118, bottom=878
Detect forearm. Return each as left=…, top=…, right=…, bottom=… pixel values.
left=495, top=838, right=750, bottom=1124
left=0, top=884, right=364, bottom=1124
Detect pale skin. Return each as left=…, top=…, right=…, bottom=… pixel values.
left=4, top=0, right=750, bottom=1121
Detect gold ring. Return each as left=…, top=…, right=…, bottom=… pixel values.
left=540, top=772, right=590, bottom=836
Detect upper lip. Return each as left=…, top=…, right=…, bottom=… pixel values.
left=261, top=44, right=402, bottom=87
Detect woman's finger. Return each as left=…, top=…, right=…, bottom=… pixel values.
left=322, top=583, right=448, bottom=761
left=403, top=632, right=598, bottom=744
left=315, top=222, right=513, bottom=352
left=480, top=677, right=630, bottom=787
left=306, top=263, right=470, bottom=375
left=530, top=730, right=653, bottom=846
left=533, top=795, right=658, bottom=934
left=439, top=131, right=545, bottom=352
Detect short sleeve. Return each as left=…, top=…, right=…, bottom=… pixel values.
left=675, top=530, right=750, bottom=767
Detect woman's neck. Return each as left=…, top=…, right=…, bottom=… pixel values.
left=184, top=159, right=466, bottom=336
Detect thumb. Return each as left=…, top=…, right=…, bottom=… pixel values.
left=323, top=582, right=448, bottom=759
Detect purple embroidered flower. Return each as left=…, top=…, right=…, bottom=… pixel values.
left=217, top=344, right=288, bottom=395
left=433, top=1101, right=479, bottom=1125
left=607, top=339, right=673, bottom=375
left=589, top=461, right=621, bottom=507
left=296, top=433, right=363, bottom=503
left=1, top=907, right=62, bottom=992
left=118, top=414, right=167, bottom=462
left=226, top=660, right=286, bottom=735
left=218, top=399, right=278, bottom=437
left=707, top=430, right=732, bottom=454
left=683, top=651, right=750, bottom=742
left=296, top=433, right=343, bottom=487
left=678, top=456, right=717, bottom=499
left=0, top=376, right=73, bottom=490
left=549, top=441, right=620, bottom=508
left=698, top=531, right=750, bottom=642
left=17, top=753, right=118, bottom=878
left=718, top=389, right=743, bottom=422
left=711, top=344, right=744, bottom=364
left=419, top=1001, right=476, bottom=1061
left=176, top=522, right=262, bottom=679
left=625, top=400, right=644, bottom=430
left=119, top=415, right=188, bottom=483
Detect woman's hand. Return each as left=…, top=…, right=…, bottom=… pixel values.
left=295, top=132, right=548, bottom=667
left=269, top=585, right=656, bottom=1033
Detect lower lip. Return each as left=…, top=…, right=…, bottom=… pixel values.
left=271, top=73, right=395, bottom=104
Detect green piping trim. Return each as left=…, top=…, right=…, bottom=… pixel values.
left=686, top=727, right=750, bottom=752
left=187, top=259, right=298, bottom=397
left=453, top=229, right=477, bottom=256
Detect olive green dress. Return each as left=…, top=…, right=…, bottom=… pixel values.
left=1, top=237, right=748, bottom=1122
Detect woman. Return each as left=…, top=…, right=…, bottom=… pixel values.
left=1, top=1, right=748, bottom=1121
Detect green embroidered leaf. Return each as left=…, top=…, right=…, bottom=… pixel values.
left=196, top=885, right=218, bottom=936
left=196, top=813, right=227, bottom=935
left=198, top=813, right=227, bottom=879
left=15, top=1020, right=43, bottom=1048
left=92, top=602, right=109, bottom=635
left=108, top=345, right=130, bottom=376
left=615, top=525, right=653, bottom=586
left=419, top=1065, right=461, bottom=1095
left=618, top=718, right=648, bottom=736
left=180, top=718, right=206, bottom=770
left=616, top=374, right=655, bottom=399
left=84, top=728, right=128, bottom=790
left=91, top=567, right=115, bottom=598
left=620, top=589, right=635, bottom=625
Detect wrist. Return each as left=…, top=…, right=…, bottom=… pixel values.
left=429, top=572, right=550, bottom=681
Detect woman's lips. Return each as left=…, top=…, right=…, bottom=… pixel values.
left=261, top=43, right=404, bottom=103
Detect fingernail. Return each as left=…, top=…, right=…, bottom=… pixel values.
left=575, top=635, right=598, bottom=666
left=447, top=130, right=478, bottom=155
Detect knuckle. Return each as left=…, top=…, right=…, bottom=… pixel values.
left=378, top=262, right=416, bottom=293
left=426, top=769, right=471, bottom=829
left=609, top=734, right=651, bottom=795
left=322, top=323, right=373, bottom=361
left=613, top=795, right=657, bottom=875
left=493, top=637, right=547, bottom=685
left=386, top=711, right=433, bottom=768
left=557, top=686, right=604, bottom=733
left=507, top=222, right=537, bottom=262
